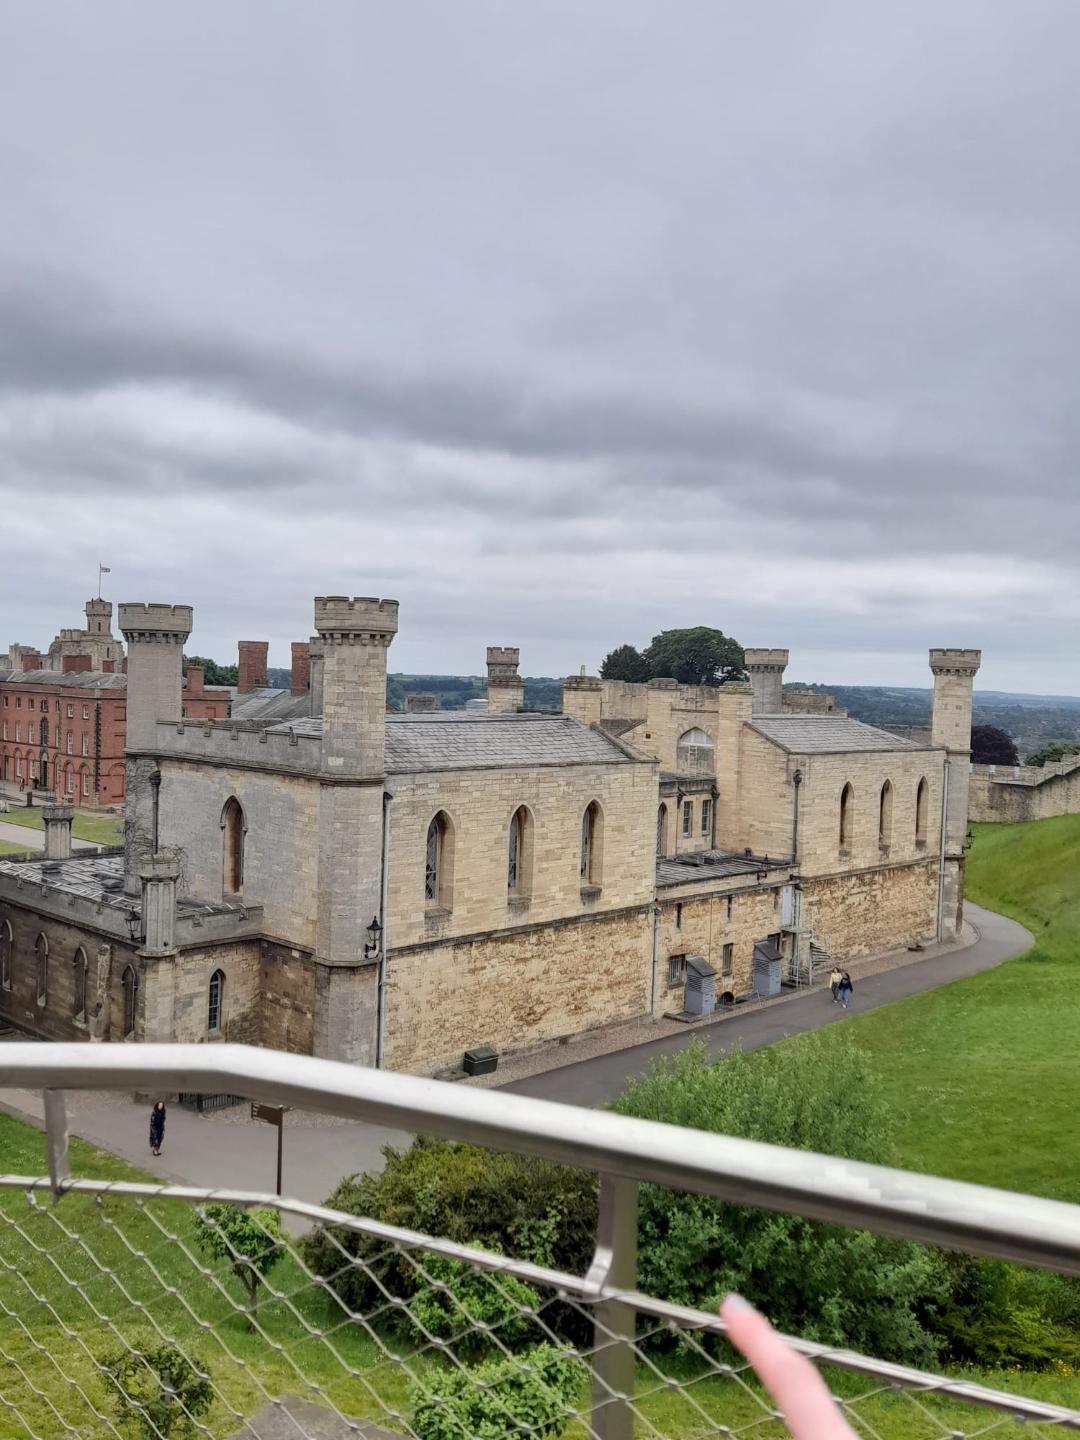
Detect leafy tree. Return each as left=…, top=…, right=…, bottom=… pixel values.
left=970, top=725, right=1019, bottom=766
left=102, top=1335, right=212, bottom=1438
left=642, top=627, right=745, bottom=686
left=408, top=1251, right=541, bottom=1358
left=1024, top=739, right=1080, bottom=768
left=612, top=1036, right=947, bottom=1364
left=184, top=655, right=239, bottom=687
left=409, top=1343, right=584, bottom=1440
left=194, top=1203, right=284, bottom=1324
left=599, top=644, right=650, bottom=682
left=302, top=1138, right=597, bottom=1322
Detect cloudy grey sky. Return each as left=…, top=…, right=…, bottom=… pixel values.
left=2, top=2, right=1078, bottom=690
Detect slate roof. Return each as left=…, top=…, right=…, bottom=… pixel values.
left=656, top=849, right=790, bottom=889
left=749, top=714, right=930, bottom=754
left=0, top=854, right=242, bottom=916
left=228, top=687, right=312, bottom=724
left=265, top=711, right=634, bottom=772
left=0, top=669, right=127, bottom=690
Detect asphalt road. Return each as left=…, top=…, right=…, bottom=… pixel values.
left=501, top=902, right=1033, bottom=1106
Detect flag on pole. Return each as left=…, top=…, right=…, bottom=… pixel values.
left=99, top=564, right=111, bottom=575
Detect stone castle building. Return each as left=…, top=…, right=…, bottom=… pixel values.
left=0, top=595, right=980, bottom=1075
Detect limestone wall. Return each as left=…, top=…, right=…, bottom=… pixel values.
left=158, top=760, right=320, bottom=947
left=142, top=941, right=263, bottom=1045
left=386, top=760, right=657, bottom=947
left=969, top=757, right=1080, bottom=823
left=383, top=904, right=652, bottom=1074
left=801, top=860, right=939, bottom=961
left=655, top=881, right=788, bottom=1008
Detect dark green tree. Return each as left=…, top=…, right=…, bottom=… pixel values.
left=970, top=726, right=1019, bottom=766
left=599, top=644, right=650, bottom=682
left=184, top=655, right=239, bottom=687
left=643, top=627, right=745, bottom=686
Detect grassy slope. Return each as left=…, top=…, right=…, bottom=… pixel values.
left=0, top=807, right=122, bottom=844
left=770, top=814, right=1080, bottom=1201
left=0, top=841, right=32, bottom=857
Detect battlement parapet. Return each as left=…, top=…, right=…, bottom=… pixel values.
left=150, top=719, right=324, bottom=775
left=743, top=648, right=790, bottom=671
left=563, top=674, right=602, bottom=691
left=929, top=648, right=982, bottom=677
left=118, top=603, right=193, bottom=645
left=314, top=596, right=399, bottom=645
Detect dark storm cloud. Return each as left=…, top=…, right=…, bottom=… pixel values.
left=1, top=1, right=1079, bottom=688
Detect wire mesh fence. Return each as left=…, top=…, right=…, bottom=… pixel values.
left=1, top=1174, right=1077, bottom=1440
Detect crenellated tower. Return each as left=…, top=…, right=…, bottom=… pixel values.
left=118, top=602, right=192, bottom=893
left=930, top=647, right=981, bottom=937
left=486, top=646, right=524, bottom=713
left=744, top=648, right=789, bottom=714
left=311, top=595, right=399, bottom=1063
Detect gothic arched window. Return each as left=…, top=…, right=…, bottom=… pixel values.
left=507, top=806, right=533, bottom=897
left=0, top=920, right=11, bottom=991
left=676, top=727, right=715, bottom=776
left=208, top=969, right=224, bottom=1036
left=35, top=933, right=48, bottom=1006
left=221, top=797, right=246, bottom=895
left=879, top=780, right=893, bottom=848
left=425, top=811, right=455, bottom=909
left=72, top=947, right=88, bottom=1021
left=916, top=777, right=929, bottom=847
left=656, top=804, right=668, bottom=858
left=121, top=965, right=137, bottom=1039
left=580, top=802, right=604, bottom=887
left=839, top=783, right=855, bottom=854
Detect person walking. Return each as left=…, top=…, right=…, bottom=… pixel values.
left=829, top=966, right=843, bottom=1004
left=149, top=1101, right=166, bottom=1157
left=838, top=971, right=854, bottom=1009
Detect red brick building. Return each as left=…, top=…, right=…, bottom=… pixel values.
left=0, top=663, right=229, bottom=808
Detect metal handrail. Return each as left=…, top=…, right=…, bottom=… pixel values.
left=3, top=1041, right=1080, bottom=1276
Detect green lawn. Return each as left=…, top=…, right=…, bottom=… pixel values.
left=0, top=806, right=123, bottom=845
left=0, top=840, right=32, bottom=858
left=764, top=814, right=1080, bottom=1203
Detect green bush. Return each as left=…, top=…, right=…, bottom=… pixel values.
left=302, top=1137, right=597, bottom=1319
left=409, top=1343, right=584, bottom=1440
left=612, top=1036, right=948, bottom=1365
left=408, top=1252, right=541, bottom=1358
left=937, top=1255, right=1080, bottom=1370
left=102, top=1335, right=212, bottom=1438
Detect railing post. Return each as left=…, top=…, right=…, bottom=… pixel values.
left=590, top=1173, right=638, bottom=1440
left=43, top=1089, right=70, bottom=1200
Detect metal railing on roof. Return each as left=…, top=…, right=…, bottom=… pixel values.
left=0, top=1042, right=1078, bottom=1439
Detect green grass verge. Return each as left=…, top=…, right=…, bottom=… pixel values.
left=0, top=841, right=32, bottom=858
left=761, top=814, right=1080, bottom=1203
left=0, top=806, right=122, bottom=845
left=0, top=1110, right=1072, bottom=1437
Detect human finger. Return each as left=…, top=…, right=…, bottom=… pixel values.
left=720, top=1294, right=857, bottom=1440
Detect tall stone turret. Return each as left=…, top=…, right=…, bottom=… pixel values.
left=118, top=603, right=192, bottom=893
left=930, top=647, right=981, bottom=938
left=311, top=596, right=399, bottom=1064
left=744, top=649, right=789, bottom=714
left=487, top=646, right=523, bottom=714
left=85, top=598, right=113, bottom=638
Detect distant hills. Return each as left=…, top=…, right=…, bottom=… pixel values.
left=265, top=667, right=1080, bottom=763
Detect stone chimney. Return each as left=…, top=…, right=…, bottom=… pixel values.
left=138, top=855, right=180, bottom=956
left=743, top=649, right=789, bottom=714
left=290, top=641, right=311, bottom=697
left=486, top=646, right=524, bottom=714
left=405, top=693, right=435, bottom=713
left=562, top=674, right=602, bottom=725
left=43, top=804, right=74, bottom=861
left=62, top=654, right=92, bottom=674
left=237, top=640, right=268, bottom=695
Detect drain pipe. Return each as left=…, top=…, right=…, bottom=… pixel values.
left=790, top=768, right=803, bottom=865
left=936, top=758, right=949, bottom=941
left=375, top=789, right=393, bottom=1069
left=649, top=901, right=661, bottom=1016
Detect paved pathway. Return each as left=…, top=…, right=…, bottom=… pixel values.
left=504, top=903, right=1032, bottom=1105
left=0, top=902, right=1032, bottom=1203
